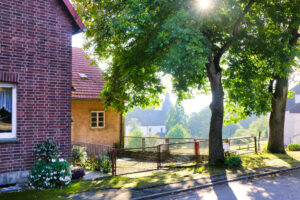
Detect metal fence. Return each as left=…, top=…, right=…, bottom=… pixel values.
left=112, top=141, right=202, bottom=176
left=124, top=136, right=195, bottom=149
left=74, top=136, right=259, bottom=176
left=71, top=141, right=113, bottom=156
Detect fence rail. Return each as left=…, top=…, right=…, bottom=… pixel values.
left=74, top=136, right=259, bottom=176
left=112, top=141, right=201, bottom=176
left=71, top=141, right=113, bottom=156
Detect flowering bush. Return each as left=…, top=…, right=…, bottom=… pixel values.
left=71, top=145, right=87, bottom=165
left=28, top=140, right=71, bottom=189
left=34, top=139, right=59, bottom=162
left=28, top=158, right=71, bottom=189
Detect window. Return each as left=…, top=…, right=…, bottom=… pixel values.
left=91, top=111, right=105, bottom=128
left=0, top=83, right=16, bottom=139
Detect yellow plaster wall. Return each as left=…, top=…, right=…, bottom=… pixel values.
left=71, top=99, right=121, bottom=146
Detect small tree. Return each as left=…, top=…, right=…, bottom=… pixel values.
left=126, top=129, right=144, bottom=148
left=166, top=124, right=191, bottom=138
left=165, top=104, right=187, bottom=133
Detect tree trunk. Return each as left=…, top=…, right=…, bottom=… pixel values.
left=267, top=76, right=288, bottom=153
left=207, top=55, right=224, bottom=164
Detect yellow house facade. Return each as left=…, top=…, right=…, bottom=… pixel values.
left=71, top=48, right=124, bottom=147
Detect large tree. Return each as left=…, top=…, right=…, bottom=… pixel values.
left=74, top=0, right=256, bottom=164
left=224, top=0, right=299, bottom=153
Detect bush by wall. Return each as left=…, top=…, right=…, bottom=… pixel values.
left=28, top=139, right=71, bottom=189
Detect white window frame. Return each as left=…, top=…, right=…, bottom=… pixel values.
left=91, top=111, right=105, bottom=128
left=0, top=82, right=17, bottom=139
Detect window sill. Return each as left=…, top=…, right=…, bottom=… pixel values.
left=0, top=138, right=19, bottom=143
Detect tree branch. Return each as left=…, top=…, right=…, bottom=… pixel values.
left=214, top=0, right=256, bottom=64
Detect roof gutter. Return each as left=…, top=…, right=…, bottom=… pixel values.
left=61, top=0, right=85, bottom=34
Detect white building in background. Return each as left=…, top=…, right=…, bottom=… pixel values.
left=284, top=84, right=300, bottom=145
left=125, top=93, right=172, bottom=137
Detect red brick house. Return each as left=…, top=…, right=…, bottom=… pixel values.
left=0, top=0, right=84, bottom=185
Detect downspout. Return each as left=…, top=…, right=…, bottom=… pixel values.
left=120, top=112, right=124, bottom=148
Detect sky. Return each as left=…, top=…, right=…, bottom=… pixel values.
left=72, top=33, right=299, bottom=115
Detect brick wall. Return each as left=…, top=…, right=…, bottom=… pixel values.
left=0, top=0, right=74, bottom=173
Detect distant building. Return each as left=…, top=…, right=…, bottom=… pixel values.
left=284, top=84, right=300, bottom=145
left=125, top=93, right=172, bottom=137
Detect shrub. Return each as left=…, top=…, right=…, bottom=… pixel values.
left=83, top=154, right=112, bottom=173
left=71, top=168, right=85, bottom=180
left=34, top=139, right=59, bottom=162
left=166, top=124, right=191, bottom=138
left=287, top=143, right=300, bottom=151
left=71, top=145, right=87, bottom=165
left=28, top=158, right=71, bottom=189
left=224, top=152, right=242, bottom=167
left=28, top=140, right=71, bottom=189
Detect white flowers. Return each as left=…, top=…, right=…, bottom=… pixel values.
left=51, top=159, right=56, bottom=163
left=59, top=158, right=65, bottom=162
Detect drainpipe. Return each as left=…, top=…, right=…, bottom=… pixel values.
left=120, top=112, right=124, bottom=148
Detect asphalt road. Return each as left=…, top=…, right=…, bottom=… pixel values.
left=157, top=169, right=300, bottom=200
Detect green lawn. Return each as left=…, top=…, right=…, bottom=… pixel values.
left=2, top=151, right=300, bottom=200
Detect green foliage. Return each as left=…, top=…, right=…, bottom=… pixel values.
left=186, top=107, right=210, bottom=138
left=83, top=155, right=112, bottom=173
left=233, top=115, right=268, bottom=139
left=166, top=124, right=190, bottom=138
left=287, top=143, right=300, bottom=151
left=224, top=152, right=242, bottom=167
left=126, top=129, right=144, bottom=148
left=165, top=104, right=187, bottom=133
left=224, top=0, right=300, bottom=120
left=34, top=139, right=59, bottom=162
left=127, top=118, right=142, bottom=133
left=29, top=141, right=71, bottom=189
left=28, top=159, right=71, bottom=189
left=73, top=0, right=253, bottom=113
left=71, top=145, right=87, bottom=165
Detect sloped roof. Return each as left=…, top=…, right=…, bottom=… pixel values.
left=72, top=48, right=105, bottom=99
left=61, top=0, right=85, bottom=34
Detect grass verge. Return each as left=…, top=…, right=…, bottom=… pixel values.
left=1, top=151, right=300, bottom=200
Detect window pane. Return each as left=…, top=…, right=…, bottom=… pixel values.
left=91, top=122, right=97, bottom=127
left=0, top=87, right=12, bottom=133
left=98, top=112, right=104, bottom=117
left=91, top=112, right=97, bottom=117
left=98, top=122, right=104, bottom=127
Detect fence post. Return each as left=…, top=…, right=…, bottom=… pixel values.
left=142, top=137, right=145, bottom=152
left=112, top=148, right=116, bottom=176
left=195, top=141, right=200, bottom=163
left=165, top=138, right=169, bottom=153
left=157, top=145, right=161, bottom=170
left=254, top=136, right=258, bottom=154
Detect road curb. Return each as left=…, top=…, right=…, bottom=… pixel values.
left=132, top=166, right=300, bottom=200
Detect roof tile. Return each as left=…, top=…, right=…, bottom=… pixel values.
left=72, top=48, right=105, bottom=99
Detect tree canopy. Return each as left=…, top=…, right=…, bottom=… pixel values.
left=166, top=124, right=191, bottom=138
left=165, top=104, right=187, bottom=133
